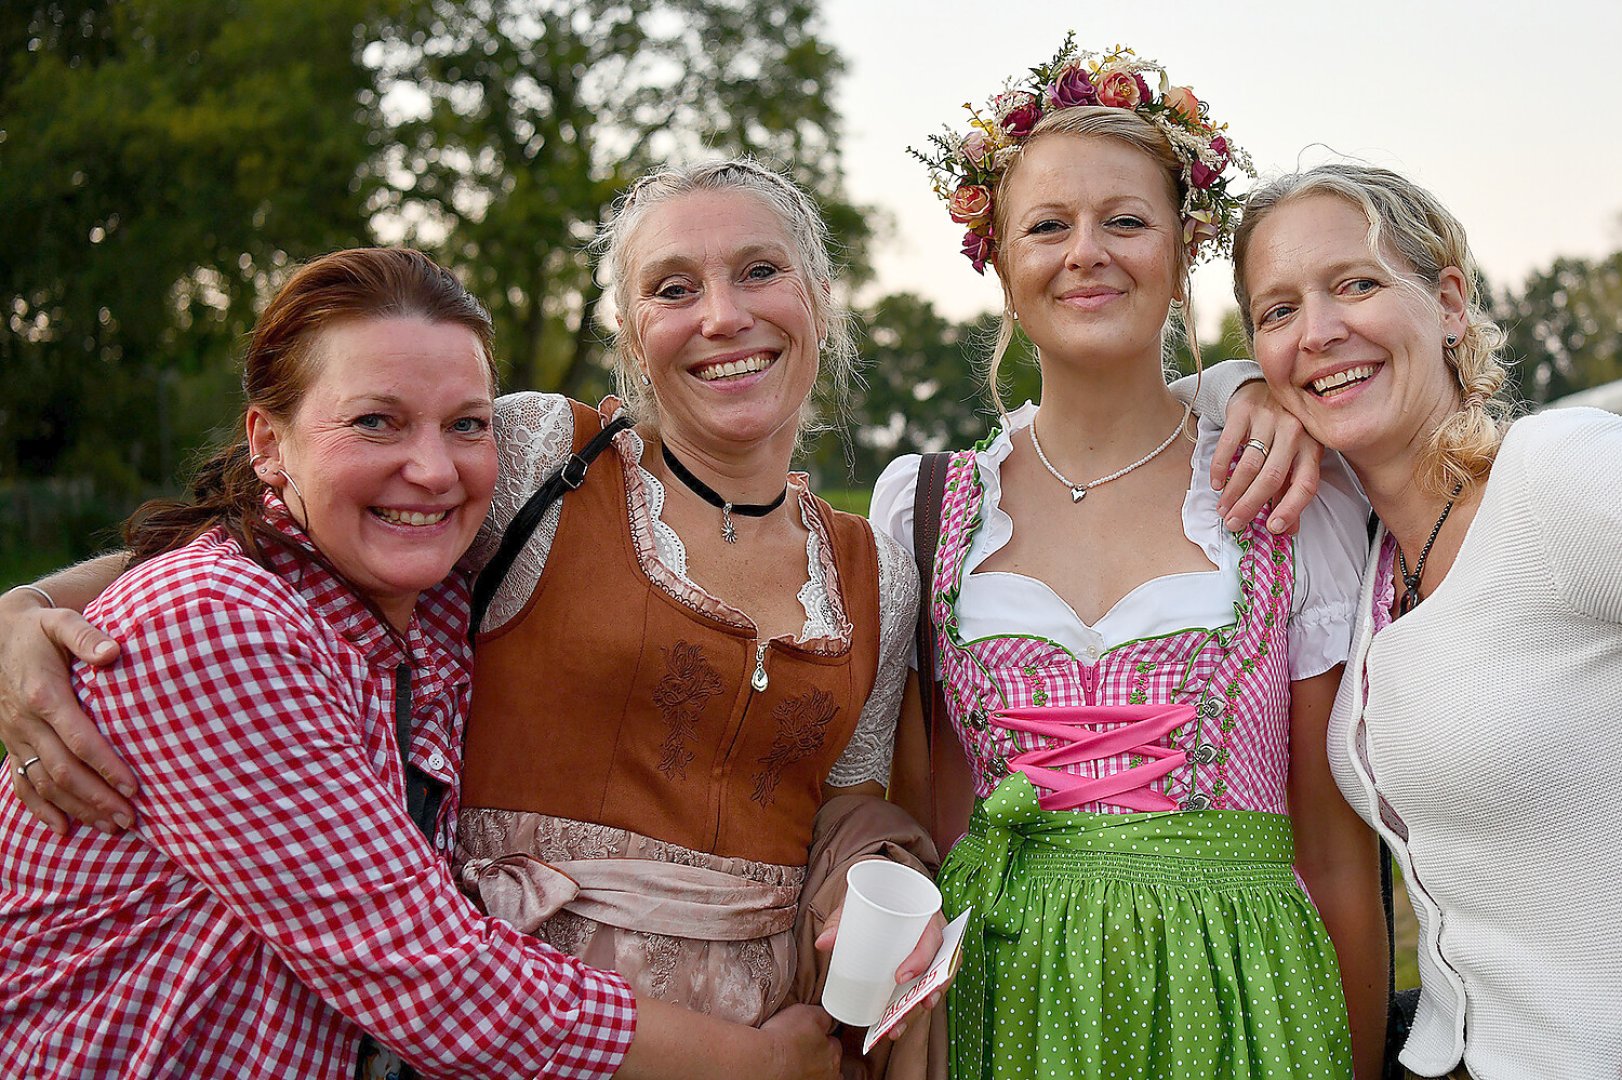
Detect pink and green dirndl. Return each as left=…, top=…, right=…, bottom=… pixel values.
left=928, top=449, right=1353, bottom=1080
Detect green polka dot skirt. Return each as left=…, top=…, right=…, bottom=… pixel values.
left=940, top=774, right=1352, bottom=1079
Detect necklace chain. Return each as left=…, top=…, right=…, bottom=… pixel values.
left=1395, top=483, right=1463, bottom=616
left=659, top=443, right=788, bottom=544
left=1028, top=402, right=1193, bottom=504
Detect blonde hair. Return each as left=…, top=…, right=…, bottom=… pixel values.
left=591, top=158, right=858, bottom=445
left=1232, top=164, right=1512, bottom=499
left=985, top=107, right=1197, bottom=414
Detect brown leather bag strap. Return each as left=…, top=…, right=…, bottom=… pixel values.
left=911, top=452, right=951, bottom=740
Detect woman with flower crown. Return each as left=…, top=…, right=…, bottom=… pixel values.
left=872, top=38, right=1385, bottom=1079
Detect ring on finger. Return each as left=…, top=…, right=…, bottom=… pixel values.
left=1242, top=438, right=1270, bottom=457
left=15, top=755, right=42, bottom=783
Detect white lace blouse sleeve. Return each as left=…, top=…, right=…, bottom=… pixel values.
left=1168, top=359, right=1264, bottom=418
left=464, top=392, right=579, bottom=633
left=825, top=525, right=919, bottom=789
left=1287, top=448, right=1369, bottom=680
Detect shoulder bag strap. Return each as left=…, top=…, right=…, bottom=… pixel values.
left=469, top=412, right=633, bottom=639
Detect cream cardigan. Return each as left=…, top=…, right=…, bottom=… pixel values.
left=1329, top=407, right=1622, bottom=1080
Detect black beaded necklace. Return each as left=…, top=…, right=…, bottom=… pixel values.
left=1395, top=483, right=1464, bottom=616
left=660, top=443, right=788, bottom=544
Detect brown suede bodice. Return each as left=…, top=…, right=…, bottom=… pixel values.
left=460, top=401, right=882, bottom=865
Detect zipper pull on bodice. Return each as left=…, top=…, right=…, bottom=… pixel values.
left=751, top=642, right=769, bottom=692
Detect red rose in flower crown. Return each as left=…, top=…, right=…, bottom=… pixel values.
left=1190, top=134, right=1230, bottom=189
left=960, top=229, right=995, bottom=274
left=909, top=34, right=1255, bottom=273
left=995, top=91, right=1043, bottom=140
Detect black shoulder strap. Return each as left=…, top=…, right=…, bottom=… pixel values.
left=469, top=412, right=633, bottom=639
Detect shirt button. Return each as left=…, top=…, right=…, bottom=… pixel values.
left=425, top=751, right=446, bottom=771
left=1084, top=644, right=1101, bottom=661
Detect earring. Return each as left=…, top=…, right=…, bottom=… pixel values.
left=1446, top=334, right=1459, bottom=347
left=273, top=467, right=310, bottom=533
left=640, top=372, right=652, bottom=386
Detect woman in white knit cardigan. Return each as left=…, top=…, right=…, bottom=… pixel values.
left=1231, top=163, right=1622, bottom=1080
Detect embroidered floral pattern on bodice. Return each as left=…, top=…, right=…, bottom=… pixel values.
left=751, top=689, right=837, bottom=806
left=652, top=641, right=724, bottom=780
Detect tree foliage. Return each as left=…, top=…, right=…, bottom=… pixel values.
left=1498, top=252, right=1622, bottom=404
left=2, top=0, right=395, bottom=490
left=373, top=0, right=867, bottom=398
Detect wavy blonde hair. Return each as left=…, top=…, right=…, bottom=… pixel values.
left=1232, top=164, right=1512, bottom=499
left=985, top=107, right=1198, bottom=414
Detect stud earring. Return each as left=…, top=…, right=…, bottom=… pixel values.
left=640, top=372, right=652, bottom=386
left=1445, top=334, right=1459, bottom=347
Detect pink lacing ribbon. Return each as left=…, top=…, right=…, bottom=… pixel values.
left=992, top=704, right=1195, bottom=813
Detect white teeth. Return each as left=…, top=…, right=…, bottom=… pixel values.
left=374, top=508, right=449, bottom=527
left=696, top=353, right=774, bottom=381
left=1312, top=365, right=1377, bottom=395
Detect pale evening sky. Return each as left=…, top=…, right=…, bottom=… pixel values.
left=820, top=0, right=1622, bottom=334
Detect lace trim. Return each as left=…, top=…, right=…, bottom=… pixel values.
left=826, top=527, right=915, bottom=788
left=473, top=395, right=905, bottom=786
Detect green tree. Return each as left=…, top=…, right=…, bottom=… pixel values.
left=1499, top=252, right=1622, bottom=404
left=806, top=293, right=1032, bottom=489
left=2, top=0, right=394, bottom=568
left=374, top=0, right=867, bottom=398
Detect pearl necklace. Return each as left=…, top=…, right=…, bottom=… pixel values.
left=1028, top=402, right=1192, bottom=503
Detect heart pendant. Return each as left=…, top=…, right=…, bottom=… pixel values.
left=1070, top=487, right=1087, bottom=503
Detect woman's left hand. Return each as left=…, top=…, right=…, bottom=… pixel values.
left=815, top=899, right=951, bottom=1040
left=1210, top=380, right=1325, bottom=535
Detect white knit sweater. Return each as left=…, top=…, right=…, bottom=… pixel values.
left=1329, top=407, right=1622, bottom=1080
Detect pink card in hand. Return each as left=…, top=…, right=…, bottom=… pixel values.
left=860, top=908, right=971, bottom=1054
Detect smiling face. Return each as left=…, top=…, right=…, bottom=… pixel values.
left=997, top=134, right=1183, bottom=371
left=624, top=189, right=825, bottom=457
left=1242, top=193, right=1468, bottom=470
left=249, top=316, right=497, bottom=628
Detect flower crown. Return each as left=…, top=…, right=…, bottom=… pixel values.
left=910, top=35, right=1255, bottom=274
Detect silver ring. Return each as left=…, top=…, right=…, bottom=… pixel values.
left=16, top=755, right=42, bottom=783
left=1242, top=438, right=1269, bottom=457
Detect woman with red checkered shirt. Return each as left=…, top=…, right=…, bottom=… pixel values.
left=0, top=249, right=839, bottom=1079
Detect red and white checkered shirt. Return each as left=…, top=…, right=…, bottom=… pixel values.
left=0, top=517, right=636, bottom=1078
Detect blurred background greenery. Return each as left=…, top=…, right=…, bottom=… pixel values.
left=5, top=0, right=1620, bottom=591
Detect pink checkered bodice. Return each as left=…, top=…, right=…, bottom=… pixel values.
left=931, top=450, right=1296, bottom=814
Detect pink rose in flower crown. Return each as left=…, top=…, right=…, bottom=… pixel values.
left=961, top=228, right=996, bottom=274
left=1095, top=68, right=1149, bottom=110
left=960, top=129, right=993, bottom=167
left=1163, top=85, right=1200, bottom=121
left=1189, top=134, right=1229, bottom=190
left=947, top=184, right=993, bottom=227
left=995, top=91, right=1043, bottom=139
left=1046, top=63, right=1098, bottom=109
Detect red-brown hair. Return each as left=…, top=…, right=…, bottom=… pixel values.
left=124, top=248, right=496, bottom=564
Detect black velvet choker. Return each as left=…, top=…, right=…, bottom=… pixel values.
left=659, top=443, right=788, bottom=544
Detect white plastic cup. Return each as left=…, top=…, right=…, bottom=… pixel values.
left=820, top=860, right=941, bottom=1026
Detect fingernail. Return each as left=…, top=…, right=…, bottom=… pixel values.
left=1224, top=516, right=1241, bottom=531
left=94, top=641, right=116, bottom=657
left=94, top=819, right=118, bottom=835
left=1268, top=516, right=1284, bottom=533
left=116, top=782, right=137, bottom=798
left=112, top=812, right=132, bottom=830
